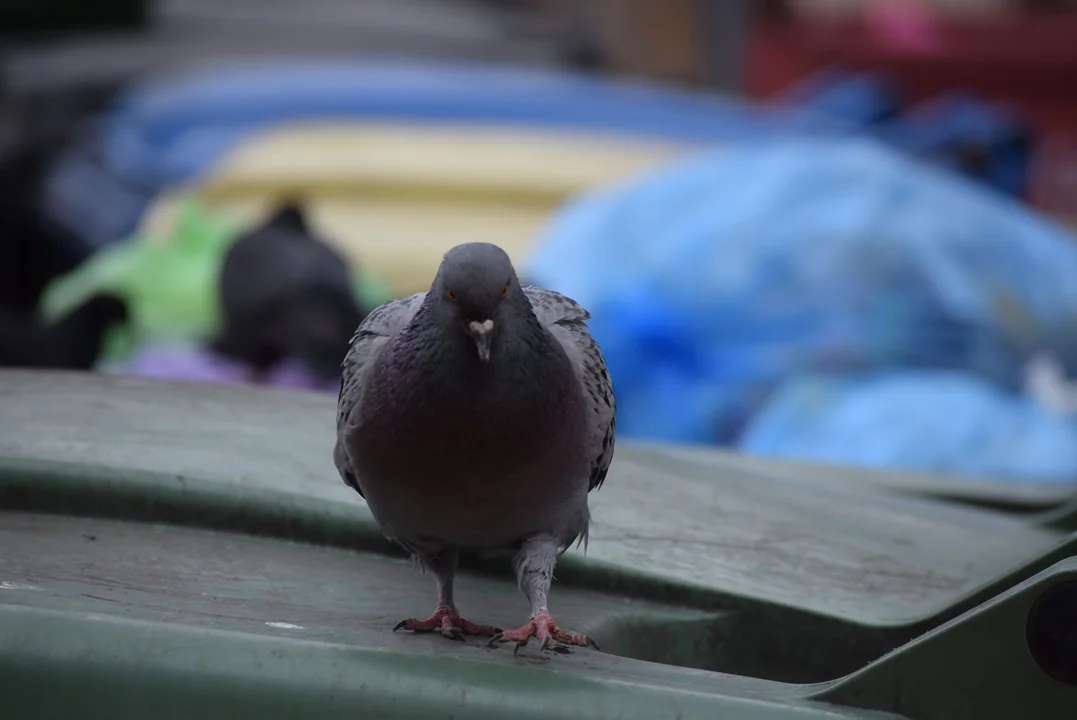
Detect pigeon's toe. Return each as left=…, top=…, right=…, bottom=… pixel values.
left=394, top=605, right=500, bottom=640
left=488, top=613, right=598, bottom=653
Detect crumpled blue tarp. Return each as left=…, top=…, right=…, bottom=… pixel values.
left=524, top=137, right=1077, bottom=481
left=739, top=371, right=1077, bottom=484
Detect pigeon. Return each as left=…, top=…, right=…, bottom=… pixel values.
left=212, top=201, right=367, bottom=383
left=334, top=242, right=615, bottom=651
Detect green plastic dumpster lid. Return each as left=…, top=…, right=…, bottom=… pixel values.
left=1, top=370, right=1074, bottom=719
left=676, top=445, right=1077, bottom=516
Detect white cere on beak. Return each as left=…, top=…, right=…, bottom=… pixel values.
left=468, top=319, right=494, bottom=363
left=468, top=319, right=494, bottom=335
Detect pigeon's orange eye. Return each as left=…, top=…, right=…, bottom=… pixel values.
left=501, top=284, right=509, bottom=299
left=447, top=290, right=457, bottom=302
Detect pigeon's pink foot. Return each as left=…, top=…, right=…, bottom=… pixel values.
left=488, top=612, right=599, bottom=652
left=393, top=605, right=501, bottom=641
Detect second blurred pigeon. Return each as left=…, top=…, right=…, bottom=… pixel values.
left=212, top=201, right=366, bottom=383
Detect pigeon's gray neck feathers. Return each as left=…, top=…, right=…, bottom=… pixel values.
left=381, top=293, right=561, bottom=408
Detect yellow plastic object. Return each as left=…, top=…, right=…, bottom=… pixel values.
left=138, top=121, right=697, bottom=296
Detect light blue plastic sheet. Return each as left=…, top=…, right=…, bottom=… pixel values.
left=739, top=371, right=1077, bottom=484
left=525, top=137, right=1077, bottom=480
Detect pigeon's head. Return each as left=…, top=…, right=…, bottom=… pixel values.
left=432, top=242, right=522, bottom=364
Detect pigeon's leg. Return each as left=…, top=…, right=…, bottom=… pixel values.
left=393, top=548, right=501, bottom=640
left=489, top=536, right=598, bottom=652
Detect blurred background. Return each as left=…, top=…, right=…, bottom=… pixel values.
left=2, top=0, right=1077, bottom=486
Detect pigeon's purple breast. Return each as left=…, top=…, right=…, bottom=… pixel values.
left=349, top=330, right=591, bottom=549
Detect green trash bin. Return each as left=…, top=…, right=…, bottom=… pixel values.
left=0, top=371, right=1074, bottom=719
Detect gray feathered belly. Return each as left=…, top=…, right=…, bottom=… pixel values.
left=351, top=399, right=591, bottom=550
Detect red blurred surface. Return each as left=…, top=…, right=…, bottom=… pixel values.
left=746, top=10, right=1077, bottom=222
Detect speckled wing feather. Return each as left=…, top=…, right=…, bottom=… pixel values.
left=523, top=285, right=616, bottom=492
left=334, top=292, right=426, bottom=497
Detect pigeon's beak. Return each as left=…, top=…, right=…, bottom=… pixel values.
left=468, top=319, right=494, bottom=363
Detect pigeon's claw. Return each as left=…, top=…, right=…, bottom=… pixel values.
left=393, top=605, right=500, bottom=640
left=488, top=612, right=598, bottom=653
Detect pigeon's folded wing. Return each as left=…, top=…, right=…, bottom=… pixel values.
left=334, top=292, right=426, bottom=495
left=523, top=286, right=616, bottom=492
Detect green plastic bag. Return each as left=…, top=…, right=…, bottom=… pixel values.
left=40, top=198, right=392, bottom=366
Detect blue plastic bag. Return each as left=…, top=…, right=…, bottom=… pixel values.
left=874, top=92, right=1031, bottom=197
left=525, top=137, right=1077, bottom=455
left=774, top=70, right=903, bottom=128
left=739, top=371, right=1077, bottom=484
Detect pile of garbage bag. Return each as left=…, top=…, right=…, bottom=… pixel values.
left=525, top=136, right=1077, bottom=482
